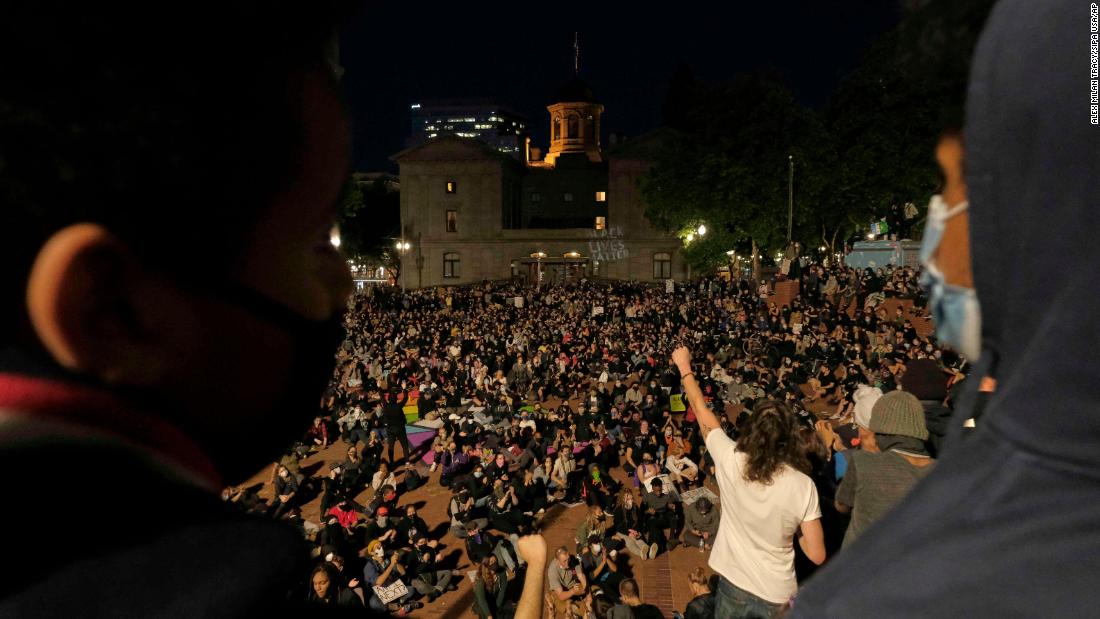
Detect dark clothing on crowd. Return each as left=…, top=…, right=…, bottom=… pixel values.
left=684, top=591, right=716, bottom=619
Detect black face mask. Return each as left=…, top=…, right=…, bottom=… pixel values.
left=199, top=278, right=345, bottom=481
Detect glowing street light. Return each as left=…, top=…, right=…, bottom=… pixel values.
left=697, top=224, right=707, bottom=236
left=329, top=225, right=342, bottom=249
left=395, top=240, right=412, bottom=291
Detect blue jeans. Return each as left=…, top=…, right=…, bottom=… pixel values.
left=715, top=575, right=785, bottom=619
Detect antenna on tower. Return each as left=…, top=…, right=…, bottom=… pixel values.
left=573, top=32, right=579, bottom=76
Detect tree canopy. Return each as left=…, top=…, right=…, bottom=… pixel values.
left=640, top=0, right=998, bottom=275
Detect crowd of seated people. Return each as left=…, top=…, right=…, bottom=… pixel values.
left=222, top=263, right=960, bottom=617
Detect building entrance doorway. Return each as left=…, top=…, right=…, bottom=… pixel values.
left=518, top=257, right=589, bottom=284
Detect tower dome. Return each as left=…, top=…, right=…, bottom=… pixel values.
left=555, top=77, right=600, bottom=104
left=545, top=78, right=604, bottom=165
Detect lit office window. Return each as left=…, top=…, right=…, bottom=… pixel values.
left=595, top=191, right=607, bottom=202
left=595, top=216, right=606, bottom=230
left=446, top=180, right=457, bottom=194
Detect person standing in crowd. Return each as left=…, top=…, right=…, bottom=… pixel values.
left=383, top=389, right=412, bottom=464
left=834, top=390, right=935, bottom=547
left=673, top=347, right=825, bottom=617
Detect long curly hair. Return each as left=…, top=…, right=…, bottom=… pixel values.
left=738, top=400, right=811, bottom=485
left=478, top=556, right=499, bottom=591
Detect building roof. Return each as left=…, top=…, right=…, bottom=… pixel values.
left=555, top=77, right=599, bottom=104
left=390, top=134, right=519, bottom=164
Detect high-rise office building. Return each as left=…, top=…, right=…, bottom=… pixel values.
left=407, top=100, right=529, bottom=160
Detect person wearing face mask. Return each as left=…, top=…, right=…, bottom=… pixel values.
left=579, top=534, right=623, bottom=600
left=0, top=7, right=396, bottom=616
left=612, top=489, right=656, bottom=561
left=791, top=1, right=1100, bottom=616
left=407, top=537, right=459, bottom=603
left=267, top=465, right=300, bottom=520
left=362, top=506, right=398, bottom=549
left=464, top=521, right=517, bottom=576
left=361, top=539, right=419, bottom=614
left=833, top=391, right=935, bottom=548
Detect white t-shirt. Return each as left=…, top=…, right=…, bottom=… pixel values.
left=705, top=429, right=821, bottom=604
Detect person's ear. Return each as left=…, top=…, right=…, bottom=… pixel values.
left=26, top=223, right=187, bottom=385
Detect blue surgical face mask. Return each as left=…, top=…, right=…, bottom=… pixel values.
left=919, top=195, right=982, bottom=360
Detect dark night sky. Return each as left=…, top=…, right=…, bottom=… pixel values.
left=339, top=2, right=904, bottom=173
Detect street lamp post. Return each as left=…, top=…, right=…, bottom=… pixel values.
left=787, top=154, right=794, bottom=243
left=395, top=240, right=411, bottom=291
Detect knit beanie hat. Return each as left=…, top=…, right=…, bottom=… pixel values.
left=852, top=384, right=883, bottom=430
left=900, top=359, right=948, bottom=400
left=870, top=390, right=929, bottom=440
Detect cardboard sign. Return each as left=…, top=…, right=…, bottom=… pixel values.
left=592, top=306, right=604, bottom=316
left=670, top=393, right=686, bottom=412
left=372, top=580, right=409, bottom=605
left=680, top=486, right=719, bottom=507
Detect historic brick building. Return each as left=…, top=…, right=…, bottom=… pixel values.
left=391, top=78, right=685, bottom=288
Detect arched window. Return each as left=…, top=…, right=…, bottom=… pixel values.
left=552, top=117, right=561, bottom=141
left=443, top=252, right=459, bottom=279
left=653, top=252, right=672, bottom=279
left=567, top=115, right=579, bottom=139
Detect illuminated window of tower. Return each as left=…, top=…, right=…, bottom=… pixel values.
left=552, top=118, right=561, bottom=141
